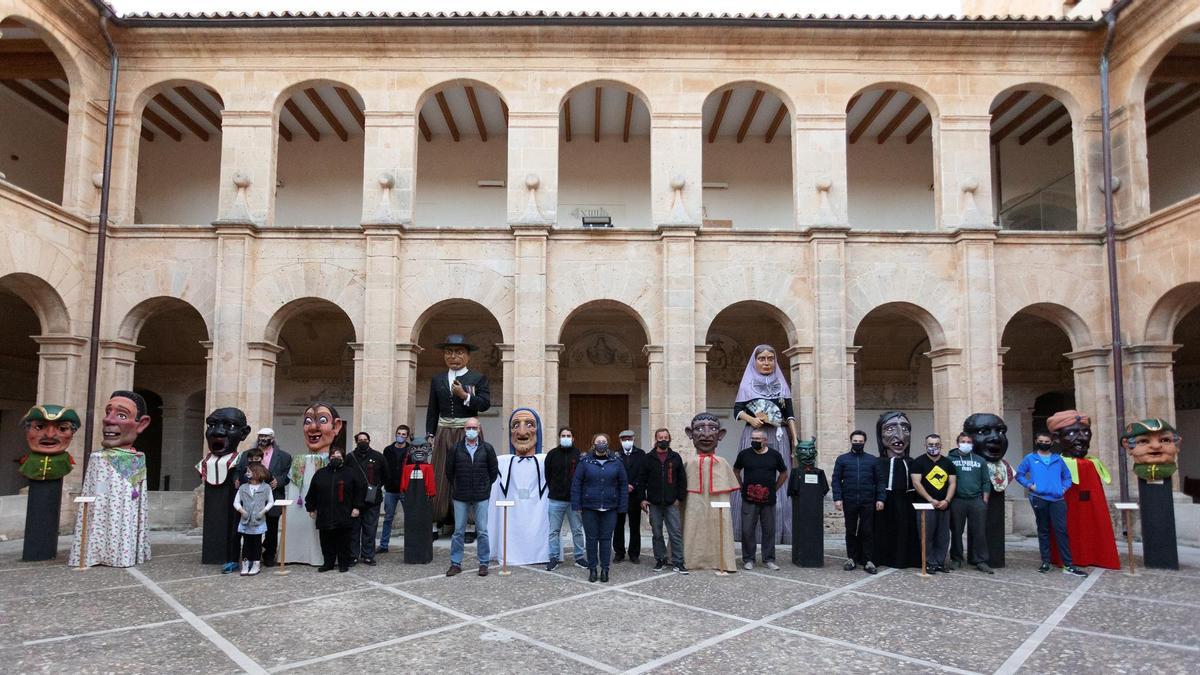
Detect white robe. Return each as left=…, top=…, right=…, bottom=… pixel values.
left=282, top=452, right=326, bottom=565
left=487, top=454, right=550, bottom=566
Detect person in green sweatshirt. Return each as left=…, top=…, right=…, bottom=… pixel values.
left=948, top=432, right=994, bottom=574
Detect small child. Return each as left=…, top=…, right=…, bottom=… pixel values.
left=234, top=463, right=273, bottom=576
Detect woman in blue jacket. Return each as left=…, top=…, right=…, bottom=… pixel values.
left=572, top=433, right=629, bottom=582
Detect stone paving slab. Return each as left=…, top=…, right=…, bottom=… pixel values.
left=1018, top=628, right=1198, bottom=675
left=1088, top=568, right=1200, bottom=605
left=5, top=622, right=240, bottom=674
left=773, top=592, right=1036, bottom=673
left=1059, top=594, right=1200, bottom=648
left=0, top=583, right=176, bottom=646
left=0, top=562, right=135, bottom=601
left=170, top=567, right=373, bottom=617
left=857, top=565, right=1072, bottom=622
left=633, top=568, right=826, bottom=620
left=398, top=565, right=589, bottom=617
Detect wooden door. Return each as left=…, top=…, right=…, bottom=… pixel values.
left=569, top=394, right=629, bottom=448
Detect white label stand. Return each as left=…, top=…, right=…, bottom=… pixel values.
left=712, top=501, right=731, bottom=576
left=496, top=500, right=515, bottom=576
left=273, top=499, right=294, bottom=575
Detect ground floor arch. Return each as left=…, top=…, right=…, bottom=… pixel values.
left=1001, top=310, right=1077, bottom=460
left=852, top=304, right=939, bottom=447
left=413, top=299, right=505, bottom=442
left=0, top=284, right=41, bottom=495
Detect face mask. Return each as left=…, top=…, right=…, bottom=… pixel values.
left=329, top=456, right=344, bottom=468
left=926, top=446, right=941, bottom=456
left=656, top=440, right=670, bottom=450
left=559, top=437, right=573, bottom=448
left=355, top=442, right=369, bottom=452
left=957, top=443, right=972, bottom=453
left=258, top=438, right=270, bottom=447
left=594, top=443, right=609, bottom=455
left=395, top=435, right=407, bottom=444
left=621, top=440, right=633, bottom=451
left=750, top=440, right=764, bottom=450
left=1035, top=442, right=1052, bottom=452
left=850, top=442, right=865, bottom=453
left=465, top=429, right=479, bottom=441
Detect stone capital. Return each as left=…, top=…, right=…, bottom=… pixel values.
left=1065, top=347, right=1111, bottom=371
left=924, top=347, right=963, bottom=369
left=1124, top=343, right=1181, bottom=366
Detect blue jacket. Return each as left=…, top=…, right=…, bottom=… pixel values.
left=571, top=455, right=629, bottom=513
left=831, top=450, right=885, bottom=504
left=1015, top=452, right=1072, bottom=501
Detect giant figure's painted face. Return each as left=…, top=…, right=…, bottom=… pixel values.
left=204, top=407, right=251, bottom=457
left=102, top=396, right=150, bottom=449
left=26, top=417, right=76, bottom=456
left=879, top=413, right=911, bottom=458
left=1054, top=421, right=1092, bottom=459
left=685, top=413, right=726, bottom=455
left=443, top=346, right=470, bottom=371
left=510, top=410, right=538, bottom=456
left=302, top=404, right=343, bottom=454
left=755, top=348, right=777, bottom=375
left=964, top=413, right=1009, bottom=463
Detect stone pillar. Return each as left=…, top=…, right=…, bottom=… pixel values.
left=507, top=112, right=559, bottom=225
left=244, top=341, right=282, bottom=430
left=32, top=335, right=88, bottom=406
left=644, top=345, right=665, bottom=433
left=784, top=344, right=816, bottom=444
left=658, top=225, right=699, bottom=433
left=510, top=224, right=550, bottom=415
left=394, top=343, right=422, bottom=434
left=98, top=339, right=142, bottom=396
left=61, top=89, right=109, bottom=219
left=499, top=343, right=515, bottom=424
left=793, top=113, right=848, bottom=227
left=1066, top=347, right=1117, bottom=482
left=845, top=346, right=861, bottom=433
left=936, top=114, right=994, bottom=230
left=215, top=110, right=276, bottom=225
left=349, top=342, right=365, bottom=431
left=810, top=226, right=851, bottom=455
left=926, top=347, right=966, bottom=438
left=954, top=228, right=1001, bottom=415
left=1125, top=344, right=1180, bottom=421
left=361, top=111, right=415, bottom=225
left=650, top=114, right=702, bottom=227
left=694, top=345, right=710, bottom=414
left=544, top=344, right=564, bottom=436
left=359, top=223, right=404, bottom=439
left=206, top=224, right=254, bottom=413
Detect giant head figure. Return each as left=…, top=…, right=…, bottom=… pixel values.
left=795, top=437, right=818, bottom=469
left=685, top=412, right=727, bottom=455
left=1122, top=418, right=1182, bottom=481
left=437, top=333, right=476, bottom=371
left=204, top=407, right=251, bottom=458
left=19, top=404, right=80, bottom=481
left=508, top=407, right=542, bottom=456
left=302, top=401, right=344, bottom=455
left=102, top=390, right=151, bottom=449
left=876, top=411, right=911, bottom=458
left=1048, top=410, right=1092, bottom=459
left=963, top=413, right=1009, bottom=463
left=408, top=441, right=432, bottom=465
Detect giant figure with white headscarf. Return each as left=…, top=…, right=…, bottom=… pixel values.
left=731, top=345, right=799, bottom=544
left=487, top=407, right=550, bottom=566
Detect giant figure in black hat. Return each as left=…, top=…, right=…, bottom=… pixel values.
left=425, top=334, right=491, bottom=535
left=198, top=407, right=251, bottom=570
left=17, top=404, right=80, bottom=561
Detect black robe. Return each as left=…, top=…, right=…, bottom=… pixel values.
left=788, top=466, right=828, bottom=567
left=404, top=461, right=434, bottom=564
left=305, top=465, right=365, bottom=530
left=873, top=456, right=920, bottom=569
left=202, top=479, right=240, bottom=565
left=23, top=478, right=64, bottom=561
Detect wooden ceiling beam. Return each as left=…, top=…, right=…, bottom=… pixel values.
left=417, top=113, right=431, bottom=142
left=707, top=89, right=732, bottom=144
left=848, top=89, right=895, bottom=144
left=991, top=94, right=1054, bottom=143
left=141, top=107, right=183, bottom=141
left=0, top=52, right=66, bottom=79
left=32, top=78, right=68, bottom=105
left=594, top=87, right=602, bottom=143
left=989, top=90, right=1028, bottom=122
left=1148, top=95, right=1200, bottom=137
left=736, top=89, right=765, bottom=143
left=140, top=126, right=155, bottom=142
left=335, top=87, right=365, bottom=130
left=846, top=94, right=861, bottom=113
left=153, top=94, right=209, bottom=141
left=464, top=86, right=488, bottom=142
left=1150, top=55, right=1200, bottom=83
left=876, top=96, right=921, bottom=144
left=1146, top=84, right=1200, bottom=123
left=905, top=114, right=932, bottom=143
left=278, top=121, right=293, bottom=142
left=305, top=88, right=347, bottom=142
left=284, top=98, right=320, bottom=141
left=1018, top=104, right=1069, bottom=145
left=1145, top=82, right=1171, bottom=101
left=764, top=102, right=788, bottom=144
left=564, top=99, right=572, bottom=142
left=0, top=79, right=66, bottom=123
left=501, top=100, right=509, bottom=127
left=1045, top=122, right=1072, bottom=146
left=173, top=86, right=222, bottom=129
left=622, top=91, right=633, bottom=143
left=435, top=91, right=460, bottom=142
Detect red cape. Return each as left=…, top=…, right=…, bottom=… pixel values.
left=1051, top=458, right=1120, bottom=569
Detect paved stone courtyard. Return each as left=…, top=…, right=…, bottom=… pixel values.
left=1, top=532, right=1197, bottom=674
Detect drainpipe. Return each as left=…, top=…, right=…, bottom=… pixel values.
left=1100, top=0, right=1134, bottom=503
left=81, top=1, right=119, bottom=476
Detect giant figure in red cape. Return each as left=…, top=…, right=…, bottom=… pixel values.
left=1048, top=410, right=1119, bottom=569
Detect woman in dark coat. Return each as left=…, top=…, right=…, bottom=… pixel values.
left=305, top=446, right=365, bottom=573
left=571, top=433, right=628, bottom=583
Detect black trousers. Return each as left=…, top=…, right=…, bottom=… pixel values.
left=263, top=514, right=280, bottom=561
left=613, top=506, right=641, bottom=559
left=843, top=501, right=875, bottom=565
left=319, top=527, right=353, bottom=570
left=241, top=533, right=263, bottom=562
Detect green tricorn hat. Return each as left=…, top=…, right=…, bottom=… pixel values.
left=21, top=404, right=82, bottom=428
left=1121, top=417, right=1177, bottom=441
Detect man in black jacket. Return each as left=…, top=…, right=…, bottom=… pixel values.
left=613, top=429, right=646, bottom=563
left=348, top=432, right=386, bottom=566
left=305, top=447, right=365, bottom=573
left=638, top=428, right=687, bottom=573
left=544, top=427, right=587, bottom=571
left=234, top=428, right=292, bottom=567
left=832, top=430, right=885, bottom=574
left=445, top=417, right=499, bottom=577
left=377, top=424, right=410, bottom=554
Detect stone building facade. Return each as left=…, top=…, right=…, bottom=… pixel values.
left=1, top=1, right=1198, bottom=533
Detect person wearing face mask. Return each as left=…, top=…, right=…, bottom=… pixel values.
left=347, top=432, right=386, bottom=566
left=832, top=430, right=884, bottom=574
left=445, top=418, right=499, bottom=577
left=378, top=425, right=411, bottom=554
left=613, top=430, right=646, bottom=564
left=545, top=427, right=587, bottom=571
left=910, top=434, right=958, bottom=574
left=305, top=446, right=365, bottom=573
left=571, top=434, right=629, bottom=582
left=1015, top=432, right=1085, bottom=576
left=236, top=429, right=291, bottom=567
left=733, top=429, right=788, bottom=570
left=947, top=433, right=994, bottom=574
left=638, top=428, right=688, bottom=573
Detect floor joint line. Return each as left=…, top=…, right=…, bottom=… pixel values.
left=992, top=568, right=1104, bottom=675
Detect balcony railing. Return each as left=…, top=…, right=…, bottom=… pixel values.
left=998, top=171, right=1077, bottom=231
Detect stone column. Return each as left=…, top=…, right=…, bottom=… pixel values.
left=658, top=225, right=699, bottom=433
left=810, top=226, right=851, bottom=455
left=61, top=89, right=109, bottom=219
left=510, top=224, right=550, bottom=416
left=845, top=346, right=861, bottom=432
left=206, top=224, right=255, bottom=413
left=644, top=345, right=665, bottom=433
left=936, top=114, right=994, bottom=230
left=650, top=114, right=702, bottom=228
left=694, top=345, right=710, bottom=414
left=499, top=343, right=515, bottom=425
left=349, top=342, right=365, bottom=431
left=783, top=345, right=815, bottom=435
left=507, top=112, right=559, bottom=225
left=1125, top=344, right=1180, bottom=421
left=359, top=223, right=404, bottom=439
left=1066, top=347, right=1117, bottom=481
left=98, top=339, right=142, bottom=398
left=32, top=335, right=88, bottom=406
left=394, top=343, right=422, bottom=434
left=954, top=228, right=1001, bottom=415
left=243, top=341, right=282, bottom=430
left=926, top=347, right=966, bottom=438
left=793, top=113, right=848, bottom=227
left=544, top=344, right=564, bottom=435
left=361, top=111, right=415, bottom=226
left=215, top=110, right=276, bottom=225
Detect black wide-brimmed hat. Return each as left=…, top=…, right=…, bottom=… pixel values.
left=436, top=334, right=479, bottom=351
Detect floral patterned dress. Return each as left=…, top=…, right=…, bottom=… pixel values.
left=69, top=448, right=150, bottom=568
left=283, top=452, right=327, bottom=565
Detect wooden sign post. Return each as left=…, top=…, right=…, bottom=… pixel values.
left=914, top=502, right=934, bottom=578
left=274, top=499, right=293, bottom=576
left=73, top=496, right=95, bottom=572
left=1115, top=502, right=1139, bottom=576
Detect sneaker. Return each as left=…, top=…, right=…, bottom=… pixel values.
left=743, top=561, right=754, bottom=571
left=600, top=568, right=609, bottom=583
left=673, top=564, right=690, bottom=575
left=375, top=546, right=389, bottom=554
left=588, top=568, right=598, bottom=583
left=446, top=564, right=462, bottom=577
left=222, top=561, right=239, bottom=574
left=249, top=561, right=261, bottom=576
left=765, top=561, right=781, bottom=571
left=360, top=558, right=377, bottom=566
left=950, top=558, right=963, bottom=570
left=240, top=561, right=250, bottom=576
left=478, top=565, right=489, bottom=577
left=546, top=559, right=560, bottom=572
left=574, top=559, right=589, bottom=570
left=1063, top=565, right=1087, bottom=577
left=865, top=561, right=877, bottom=574
left=654, top=559, right=667, bottom=572
left=843, top=560, right=856, bottom=572
left=976, top=563, right=995, bottom=575
left=1038, top=562, right=1051, bottom=573
left=348, top=558, right=358, bottom=567
left=925, top=564, right=938, bottom=575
